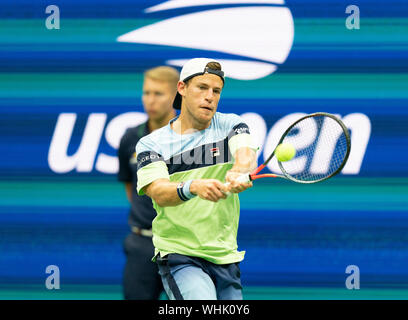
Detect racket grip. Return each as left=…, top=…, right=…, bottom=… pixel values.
left=236, top=173, right=251, bottom=183
left=223, top=173, right=251, bottom=196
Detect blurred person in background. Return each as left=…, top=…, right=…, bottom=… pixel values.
left=118, top=66, right=179, bottom=300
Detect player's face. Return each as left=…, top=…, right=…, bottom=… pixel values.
left=142, top=77, right=176, bottom=122
left=181, top=74, right=223, bottom=125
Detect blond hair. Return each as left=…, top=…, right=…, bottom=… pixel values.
left=144, top=66, right=179, bottom=91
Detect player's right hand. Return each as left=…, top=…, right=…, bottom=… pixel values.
left=190, top=179, right=228, bottom=202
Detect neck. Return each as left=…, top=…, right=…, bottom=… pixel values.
left=172, top=109, right=211, bottom=134
left=148, top=111, right=176, bottom=132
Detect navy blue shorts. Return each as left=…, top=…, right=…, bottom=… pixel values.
left=156, top=253, right=243, bottom=300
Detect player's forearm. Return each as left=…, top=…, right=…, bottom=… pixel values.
left=146, top=178, right=227, bottom=205
left=145, top=179, right=185, bottom=207
left=231, top=147, right=257, bottom=173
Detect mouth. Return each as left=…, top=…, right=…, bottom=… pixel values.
left=200, top=106, right=213, bottom=112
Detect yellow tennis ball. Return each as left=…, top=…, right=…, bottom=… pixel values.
left=275, top=143, right=296, bottom=162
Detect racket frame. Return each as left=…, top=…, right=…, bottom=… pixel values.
left=249, top=112, right=351, bottom=184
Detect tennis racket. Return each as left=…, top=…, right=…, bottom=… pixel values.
left=225, top=112, right=351, bottom=191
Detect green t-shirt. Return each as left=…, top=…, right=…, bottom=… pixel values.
left=136, top=112, right=257, bottom=264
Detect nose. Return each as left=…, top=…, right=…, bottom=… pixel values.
left=204, top=89, right=214, bottom=103
left=144, top=93, right=156, bottom=106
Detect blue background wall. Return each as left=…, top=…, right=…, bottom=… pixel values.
left=0, top=0, right=407, bottom=299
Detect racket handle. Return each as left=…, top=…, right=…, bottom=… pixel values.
left=236, top=173, right=251, bottom=183
left=223, top=173, right=251, bottom=196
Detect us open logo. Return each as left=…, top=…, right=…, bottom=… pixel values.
left=117, top=0, right=295, bottom=80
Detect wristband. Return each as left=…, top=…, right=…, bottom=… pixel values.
left=176, top=182, right=189, bottom=201
left=183, top=180, right=196, bottom=200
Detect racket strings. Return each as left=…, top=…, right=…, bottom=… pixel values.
left=279, top=115, right=349, bottom=182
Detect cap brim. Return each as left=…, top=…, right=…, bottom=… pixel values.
left=173, top=92, right=182, bottom=109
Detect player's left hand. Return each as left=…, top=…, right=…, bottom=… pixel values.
left=225, top=171, right=253, bottom=194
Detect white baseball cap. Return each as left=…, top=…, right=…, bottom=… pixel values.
left=173, top=58, right=225, bottom=109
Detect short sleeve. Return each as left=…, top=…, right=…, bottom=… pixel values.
left=226, top=114, right=258, bottom=157
left=136, top=138, right=170, bottom=195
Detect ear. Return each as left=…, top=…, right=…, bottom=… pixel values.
left=177, top=81, right=186, bottom=97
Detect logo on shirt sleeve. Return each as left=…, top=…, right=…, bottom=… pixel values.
left=232, top=123, right=250, bottom=136
left=137, top=151, right=163, bottom=170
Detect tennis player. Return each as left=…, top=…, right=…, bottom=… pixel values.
left=135, top=58, right=257, bottom=300
left=118, top=66, right=179, bottom=300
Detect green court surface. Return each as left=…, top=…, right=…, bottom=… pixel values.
left=1, top=285, right=408, bottom=300
left=1, top=177, right=407, bottom=211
